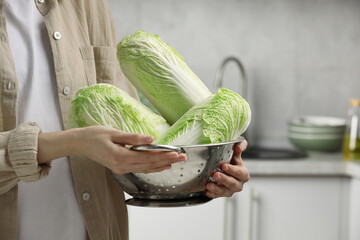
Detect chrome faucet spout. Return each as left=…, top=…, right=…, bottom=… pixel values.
left=214, top=56, right=247, bottom=99
left=215, top=56, right=249, bottom=140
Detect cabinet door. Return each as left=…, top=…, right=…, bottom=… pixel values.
left=128, top=197, right=226, bottom=240
left=348, top=177, right=360, bottom=240
left=235, top=176, right=349, bottom=240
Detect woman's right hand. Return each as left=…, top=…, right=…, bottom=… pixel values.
left=76, top=126, right=186, bottom=174
left=37, top=126, right=186, bottom=174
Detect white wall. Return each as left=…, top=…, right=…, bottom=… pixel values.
left=108, top=0, right=360, bottom=147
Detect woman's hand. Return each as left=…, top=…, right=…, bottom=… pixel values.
left=205, top=140, right=250, bottom=198
left=37, top=126, right=186, bottom=174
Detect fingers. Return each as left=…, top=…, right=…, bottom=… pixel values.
left=142, top=165, right=172, bottom=174
left=125, top=148, right=187, bottom=165
left=205, top=164, right=250, bottom=199
left=81, top=126, right=187, bottom=174
left=111, top=131, right=154, bottom=145
left=221, top=164, right=250, bottom=182
left=231, top=140, right=248, bottom=165
left=205, top=174, right=244, bottom=199
left=205, top=182, right=243, bottom=198
left=130, top=151, right=187, bottom=173
left=240, top=140, right=248, bottom=151
left=233, top=140, right=248, bottom=153
left=109, top=148, right=187, bottom=174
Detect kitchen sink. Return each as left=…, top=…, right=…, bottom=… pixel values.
left=242, top=146, right=308, bottom=160
left=214, top=57, right=307, bottom=161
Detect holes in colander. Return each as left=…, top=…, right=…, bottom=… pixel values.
left=197, top=169, right=201, bottom=173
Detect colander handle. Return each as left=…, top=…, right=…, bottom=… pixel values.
left=130, top=144, right=185, bottom=153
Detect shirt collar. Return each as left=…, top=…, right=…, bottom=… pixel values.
left=35, top=0, right=58, bottom=17
left=0, top=0, right=3, bottom=14
left=0, top=0, right=58, bottom=16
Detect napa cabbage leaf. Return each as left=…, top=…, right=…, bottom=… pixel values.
left=117, top=30, right=212, bottom=125
left=155, top=88, right=251, bottom=145
left=69, top=84, right=170, bottom=139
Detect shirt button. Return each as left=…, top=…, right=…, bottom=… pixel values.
left=7, top=82, right=13, bottom=90
left=38, top=0, right=45, bottom=3
left=63, top=86, right=71, bottom=95
left=53, top=31, right=62, bottom=40
left=82, top=192, right=91, bottom=201
left=1, top=34, right=6, bottom=42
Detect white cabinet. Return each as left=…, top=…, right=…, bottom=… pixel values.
left=234, top=176, right=350, bottom=240
left=128, top=197, right=226, bottom=240
left=348, top=177, right=360, bottom=240
left=126, top=158, right=360, bottom=240
left=127, top=176, right=350, bottom=240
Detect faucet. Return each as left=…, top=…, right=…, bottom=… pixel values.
left=214, top=56, right=247, bottom=100
left=215, top=56, right=249, bottom=141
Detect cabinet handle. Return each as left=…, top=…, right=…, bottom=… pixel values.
left=224, top=196, right=236, bottom=240
left=224, top=187, right=257, bottom=240
left=249, top=188, right=258, bottom=240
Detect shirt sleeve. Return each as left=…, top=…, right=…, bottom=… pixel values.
left=0, top=122, right=51, bottom=194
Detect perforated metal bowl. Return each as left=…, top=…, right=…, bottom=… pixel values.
left=110, top=137, right=244, bottom=202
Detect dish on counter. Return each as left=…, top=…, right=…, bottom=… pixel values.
left=288, top=116, right=346, bottom=152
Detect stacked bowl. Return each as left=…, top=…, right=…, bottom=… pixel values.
left=288, top=116, right=346, bottom=152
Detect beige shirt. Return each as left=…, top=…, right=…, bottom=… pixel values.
left=0, top=0, right=137, bottom=239
left=4, top=0, right=88, bottom=239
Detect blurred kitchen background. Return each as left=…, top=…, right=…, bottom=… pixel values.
left=107, top=0, right=360, bottom=240
left=109, top=0, right=360, bottom=148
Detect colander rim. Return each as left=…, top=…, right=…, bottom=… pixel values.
left=174, top=136, right=245, bottom=148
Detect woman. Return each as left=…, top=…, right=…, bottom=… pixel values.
left=0, top=0, right=250, bottom=239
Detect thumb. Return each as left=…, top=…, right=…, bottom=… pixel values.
left=111, top=131, right=154, bottom=145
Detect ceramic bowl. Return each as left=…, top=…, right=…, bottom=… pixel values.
left=288, top=116, right=346, bottom=152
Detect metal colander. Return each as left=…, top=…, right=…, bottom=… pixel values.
left=110, top=137, right=244, bottom=202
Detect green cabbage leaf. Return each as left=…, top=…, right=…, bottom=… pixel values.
left=117, top=30, right=212, bottom=125
left=155, top=88, right=251, bottom=145
left=69, top=84, right=170, bottom=139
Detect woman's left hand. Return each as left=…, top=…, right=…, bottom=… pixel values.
left=205, top=140, right=250, bottom=198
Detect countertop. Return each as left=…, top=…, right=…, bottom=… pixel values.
left=244, top=153, right=360, bottom=179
